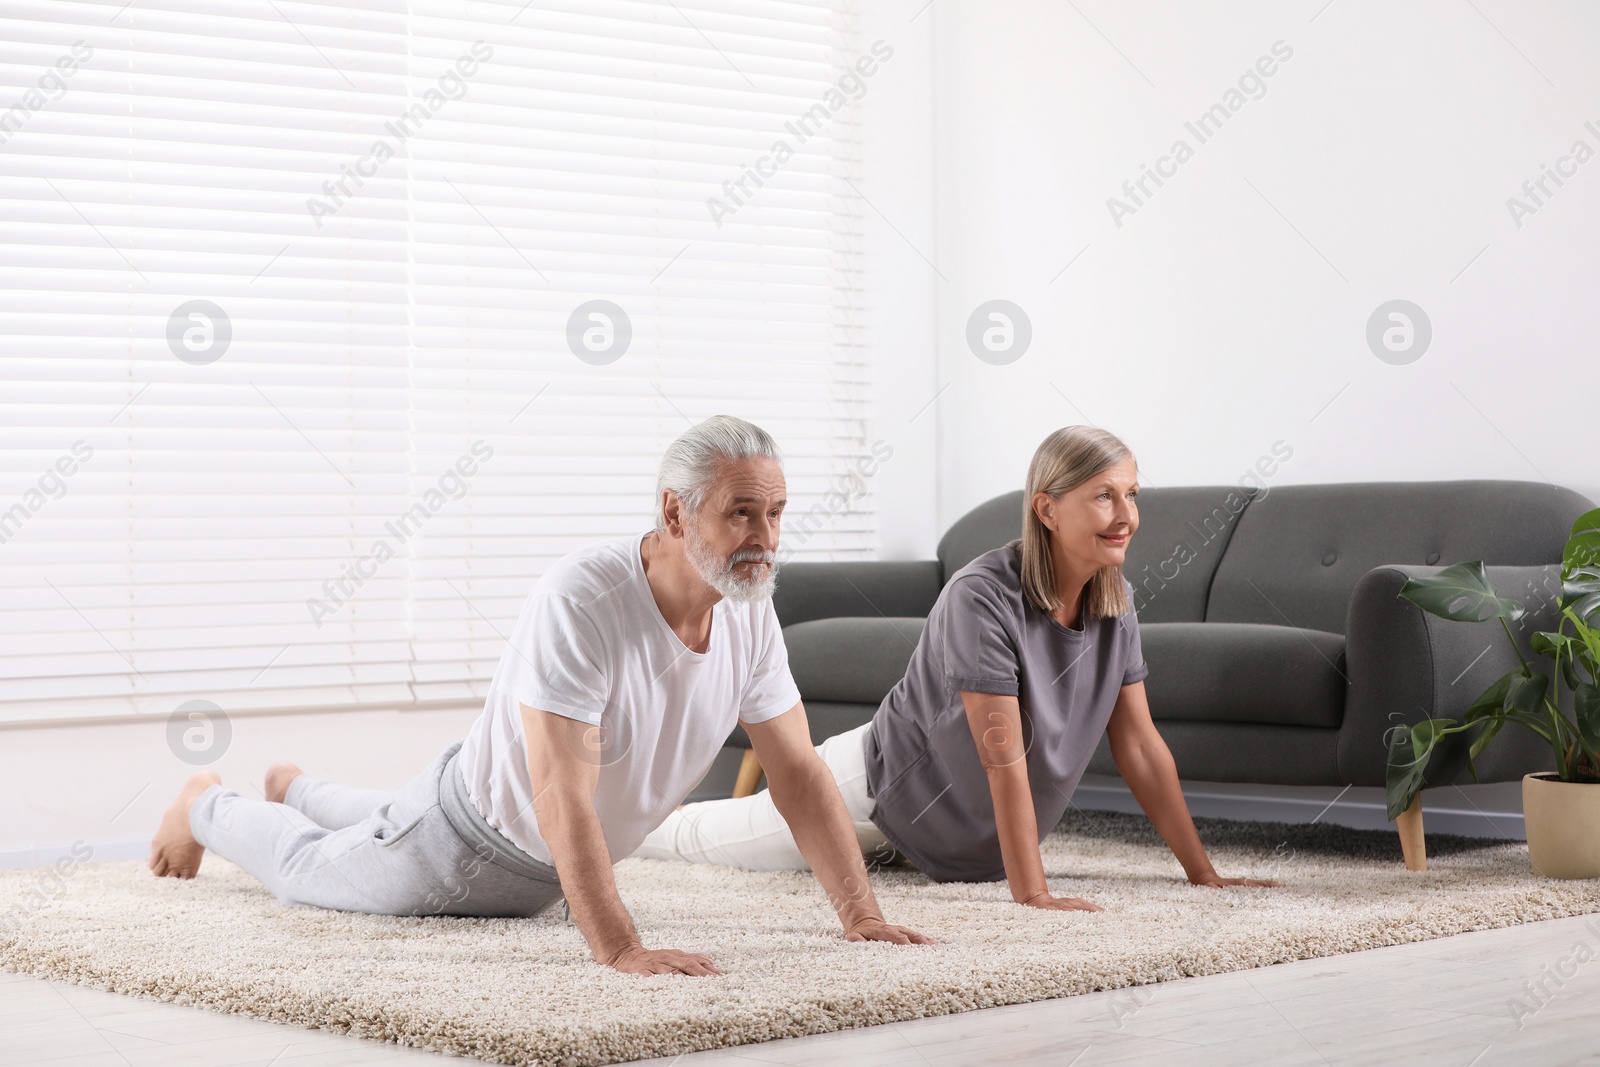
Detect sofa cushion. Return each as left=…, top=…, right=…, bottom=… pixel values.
left=935, top=486, right=1254, bottom=624
left=1141, top=622, right=1346, bottom=728
left=782, top=616, right=926, bottom=705
left=1205, top=480, right=1587, bottom=635
left=1084, top=722, right=1343, bottom=785
left=781, top=616, right=1344, bottom=730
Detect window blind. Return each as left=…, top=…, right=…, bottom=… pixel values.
left=0, top=0, right=873, bottom=726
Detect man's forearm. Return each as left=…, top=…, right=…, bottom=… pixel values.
left=1115, top=738, right=1215, bottom=880
left=768, top=761, right=884, bottom=929
left=534, top=789, right=641, bottom=963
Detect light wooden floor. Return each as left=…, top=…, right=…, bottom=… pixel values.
left=6, top=912, right=1600, bottom=1066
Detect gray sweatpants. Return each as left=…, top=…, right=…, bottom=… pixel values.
left=189, top=740, right=565, bottom=918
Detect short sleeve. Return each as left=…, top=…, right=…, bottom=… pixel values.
left=738, top=599, right=802, bottom=725
left=1119, top=604, right=1149, bottom=686
left=491, top=591, right=610, bottom=725
left=941, top=576, right=1021, bottom=696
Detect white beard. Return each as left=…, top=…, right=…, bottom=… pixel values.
left=684, top=522, right=778, bottom=602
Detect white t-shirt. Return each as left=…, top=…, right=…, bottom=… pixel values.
left=457, top=530, right=802, bottom=865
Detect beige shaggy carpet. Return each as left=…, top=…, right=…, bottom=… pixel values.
left=4, top=810, right=1600, bottom=1067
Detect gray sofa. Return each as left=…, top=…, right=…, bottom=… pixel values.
left=731, top=479, right=1592, bottom=815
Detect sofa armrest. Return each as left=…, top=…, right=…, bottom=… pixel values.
left=1339, top=563, right=1564, bottom=788
left=771, top=560, right=943, bottom=628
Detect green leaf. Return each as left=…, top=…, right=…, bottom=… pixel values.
left=1532, top=631, right=1581, bottom=689
left=1563, top=577, right=1600, bottom=629
left=1385, top=717, right=1454, bottom=822
left=1562, top=564, right=1600, bottom=593
left=1466, top=715, right=1504, bottom=780
left=1462, top=669, right=1547, bottom=729
left=1410, top=718, right=1454, bottom=759
left=1464, top=671, right=1516, bottom=721
left=1531, top=629, right=1578, bottom=658
left=1576, top=683, right=1600, bottom=752
left=1506, top=671, right=1549, bottom=714
left=1386, top=755, right=1425, bottom=822
left=1562, top=560, right=1600, bottom=622
left=1565, top=607, right=1600, bottom=665
left=1399, top=562, right=1526, bottom=624
left=1564, top=508, right=1600, bottom=573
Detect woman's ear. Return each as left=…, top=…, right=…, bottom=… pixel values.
left=1031, top=490, right=1057, bottom=533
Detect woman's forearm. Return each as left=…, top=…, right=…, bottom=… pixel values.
left=960, top=691, right=1067, bottom=904
left=986, top=761, right=1052, bottom=901
left=1115, top=738, right=1216, bottom=882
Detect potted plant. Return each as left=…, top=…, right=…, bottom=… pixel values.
left=1385, top=507, right=1600, bottom=878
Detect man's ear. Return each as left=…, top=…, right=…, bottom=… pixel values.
left=660, top=489, right=687, bottom=539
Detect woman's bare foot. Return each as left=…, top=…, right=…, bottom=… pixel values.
left=148, top=771, right=221, bottom=879
left=264, top=761, right=304, bottom=805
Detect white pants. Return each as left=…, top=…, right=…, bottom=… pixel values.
left=633, top=722, right=887, bottom=871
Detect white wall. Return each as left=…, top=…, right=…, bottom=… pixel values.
left=927, top=0, right=1600, bottom=525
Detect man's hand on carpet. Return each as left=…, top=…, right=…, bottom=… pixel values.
left=606, top=944, right=725, bottom=977
left=1018, top=890, right=1104, bottom=913
left=843, top=917, right=937, bottom=946
left=1189, top=872, right=1283, bottom=889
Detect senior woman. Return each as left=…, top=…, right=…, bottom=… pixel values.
left=633, top=425, right=1280, bottom=910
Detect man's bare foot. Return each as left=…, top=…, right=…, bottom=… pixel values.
left=264, top=761, right=304, bottom=805
left=149, top=771, right=220, bottom=880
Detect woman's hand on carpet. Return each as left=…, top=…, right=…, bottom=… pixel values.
left=1189, top=872, right=1283, bottom=889
left=1018, top=890, right=1104, bottom=913
left=607, top=945, right=725, bottom=977
left=844, top=918, right=937, bottom=946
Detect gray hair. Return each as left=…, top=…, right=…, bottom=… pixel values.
left=654, top=415, right=782, bottom=531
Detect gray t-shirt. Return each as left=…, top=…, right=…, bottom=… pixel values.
left=864, top=539, right=1149, bottom=883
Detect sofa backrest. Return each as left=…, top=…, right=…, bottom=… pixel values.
left=935, top=486, right=1254, bottom=623
left=937, top=491, right=1025, bottom=579
left=1206, top=480, right=1591, bottom=635
left=771, top=560, right=943, bottom=627
left=1114, top=485, right=1255, bottom=623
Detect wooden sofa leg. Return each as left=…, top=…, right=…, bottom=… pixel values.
left=733, top=749, right=764, bottom=798
left=1397, top=792, right=1427, bottom=871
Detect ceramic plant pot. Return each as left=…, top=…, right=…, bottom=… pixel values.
left=1524, top=772, right=1600, bottom=879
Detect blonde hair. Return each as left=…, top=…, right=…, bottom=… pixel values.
left=1019, top=426, right=1134, bottom=620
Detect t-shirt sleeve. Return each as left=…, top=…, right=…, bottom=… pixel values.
left=491, top=590, right=611, bottom=725
left=738, top=599, right=803, bottom=725
left=1119, top=599, right=1150, bottom=686
left=941, top=576, right=1021, bottom=696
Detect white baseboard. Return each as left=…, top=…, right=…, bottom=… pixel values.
left=1073, top=776, right=1527, bottom=842
left=0, top=837, right=150, bottom=871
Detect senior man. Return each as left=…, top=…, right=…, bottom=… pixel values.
left=149, top=415, right=930, bottom=975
